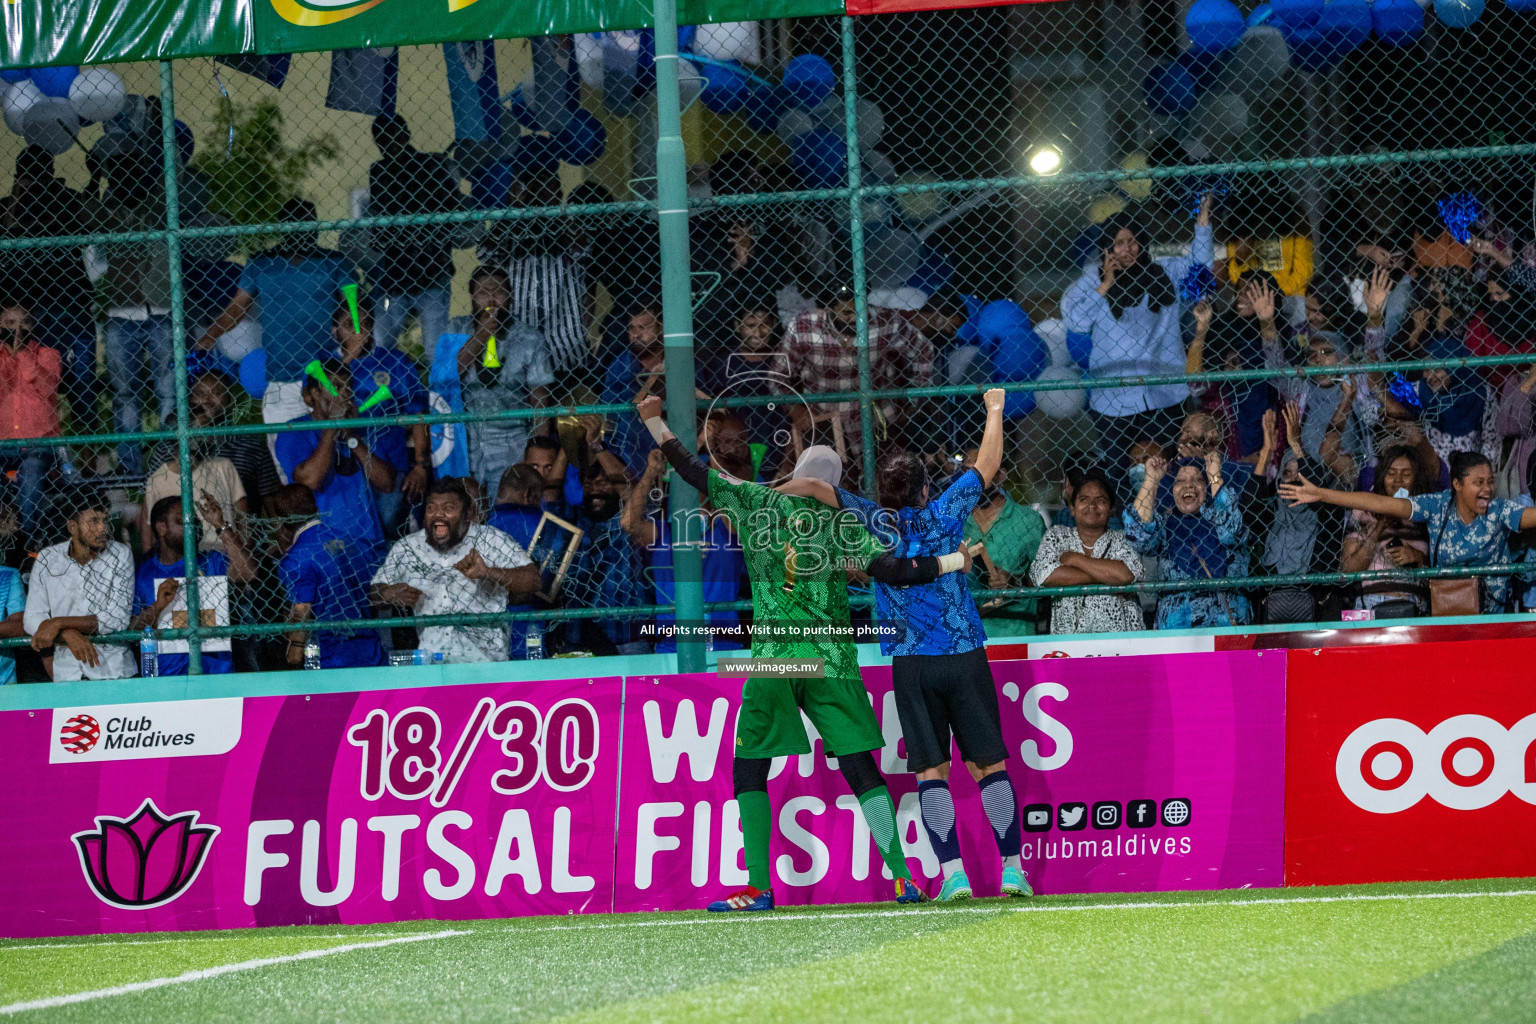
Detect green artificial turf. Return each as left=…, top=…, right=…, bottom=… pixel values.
left=3, top=879, right=1536, bottom=1023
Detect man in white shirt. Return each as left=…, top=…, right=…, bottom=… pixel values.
left=371, top=478, right=539, bottom=662
left=25, top=487, right=135, bottom=680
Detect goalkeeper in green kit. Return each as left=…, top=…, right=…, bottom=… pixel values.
left=636, top=395, right=971, bottom=911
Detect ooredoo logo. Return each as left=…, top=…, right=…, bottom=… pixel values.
left=1336, top=714, right=1536, bottom=813
left=59, top=714, right=101, bottom=754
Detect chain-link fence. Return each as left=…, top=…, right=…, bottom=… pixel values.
left=4, top=4, right=1536, bottom=679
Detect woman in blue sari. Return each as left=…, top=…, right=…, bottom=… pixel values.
left=1126, top=453, right=1252, bottom=628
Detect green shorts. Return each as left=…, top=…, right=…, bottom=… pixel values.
left=735, top=674, right=885, bottom=759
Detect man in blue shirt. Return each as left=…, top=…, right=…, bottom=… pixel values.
left=0, top=563, right=25, bottom=684
left=132, top=494, right=256, bottom=675
left=782, top=389, right=1030, bottom=902
left=274, top=359, right=394, bottom=576
left=193, top=199, right=358, bottom=394
left=489, top=464, right=548, bottom=659
left=335, top=301, right=430, bottom=536
left=267, top=483, right=383, bottom=670
left=622, top=448, right=745, bottom=654
left=566, top=458, right=647, bottom=655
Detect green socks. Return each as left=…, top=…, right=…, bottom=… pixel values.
left=858, top=786, right=911, bottom=880
left=737, top=786, right=909, bottom=889
left=737, top=790, right=773, bottom=891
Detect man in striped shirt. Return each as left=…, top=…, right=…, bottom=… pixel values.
left=779, top=285, right=935, bottom=461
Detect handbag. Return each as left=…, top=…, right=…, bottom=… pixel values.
left=1427, top=504, right=1482, bottom=617
left=1265, top=587, right=1316, bottom=624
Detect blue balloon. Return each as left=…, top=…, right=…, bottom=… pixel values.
left=552, top=109, right=606, bottom=166
left=1142, top=63, right=1200, bottom=117
left=1319, top=0, right=1371, bottom=51
left=973, top=300, right=1046, bottom=417
left=790, top=127, right=845, bottom=189
left=1186, top=0, right=1247, bottom=51
left=698, top=60, right=748, bottom=114
left=1272, top=0, right=1324, bottom=28
left=30, top=65, right=77, bottom=98
left=0, top=69, right=27, bottom=84
left=1177, top=48, right=1227, bottom=93
left=1285, top=22, right=1342, bottom=72
left=1246, top=2, right=1275, bottom=26
left=741, top=82, right=786, bottom=135
left=1372, top=0, right=1426, bottom=42
left=1434, top=0, right=1483, bottom=27
left=635, top=27, right=698, bottom=92
left=782, top=54, right=836, bottom=109
left=1506, top=0, right=1536, bottom=11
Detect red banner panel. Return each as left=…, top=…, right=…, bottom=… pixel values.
left=1285, top=639, right=1536, bottom=887
left=847, top=0, right=1063, bottom=15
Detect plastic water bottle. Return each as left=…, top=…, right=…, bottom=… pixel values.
left=140, top=628, right=158, bottom=678
left=389, top=650, right=445, bottom=667
left=304, top=639, right=322, bottom=670
left=525, top=621, right=545, bottom=660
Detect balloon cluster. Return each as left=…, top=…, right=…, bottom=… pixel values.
left=585, top=35, right=890, bottom=190
left=1, top=65, right=127, bottom=154
left=1179, top=264, right=1221, bottom=304
left=1437, top=191, right=1483, bottom=244
left=1152, top=0, right=1508, bottom=116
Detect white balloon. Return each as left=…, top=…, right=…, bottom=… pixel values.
left=1196, top=91, right=1249, bottom=139
left=1232, top=26, right=1289, bottom=98
left=22, top=98, right=79, bottom=155
left=1034, top=365, right=1087, bottom=419
left=855, top=97, right=884, bottom=151
left=2, top=80, right=43, bottom=135
left=575, top=33, right=604, bottom=89
left=775, top=106, right=815, bottom=142
left=67, top=67, right=125, bottom=123
left=810, top=93, right=843, bottom=132
left=1033, top=317, right=1071, bottom=368
left=860, top=149, right=895, bottom=184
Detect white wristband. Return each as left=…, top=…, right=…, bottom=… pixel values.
left=937, top=553, right=965, bottom=574
left=643, top=416, right=668, bottom=445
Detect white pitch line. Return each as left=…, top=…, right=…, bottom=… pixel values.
left=0, top=932, right=419, bottom=953
left=0, top=929, right=469, bottom=1016
left=494, top=887, right=1536, bottom=934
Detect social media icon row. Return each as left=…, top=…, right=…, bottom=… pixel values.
left=1022, top=799, right=1191, bottom=832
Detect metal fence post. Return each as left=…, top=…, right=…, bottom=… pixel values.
left=159, top=60, right=202, bottom=675
left=841, top=15, right=878, bottom=491
left=654, top=0, right=706, bottom=673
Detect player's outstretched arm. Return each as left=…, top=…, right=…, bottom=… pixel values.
left=974, top=388, right=1007, bottom=486
left=636, top=395, right=712, bottom=491
left=865, top=546, right=971, bottom=586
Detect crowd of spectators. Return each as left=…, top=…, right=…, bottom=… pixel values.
left=6, top=104, right=1536, bottom=681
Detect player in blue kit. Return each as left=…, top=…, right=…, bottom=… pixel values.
left=781, top=388, right=1031, bottom=901
left=132, top=494, right=256, bottom=675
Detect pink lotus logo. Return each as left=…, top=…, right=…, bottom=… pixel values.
left=72, top=799, right=219, bottom=910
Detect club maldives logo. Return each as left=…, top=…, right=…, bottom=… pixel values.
left=72, top=800, right=219, bottom=910
left=58, top=714, right=101, bottom=755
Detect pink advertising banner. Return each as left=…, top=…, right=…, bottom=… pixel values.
left=1, top=677, right=623, bottom=938
left=616, top=650, right=1286, bottom=910
left=1, top=651, right=1285, bottom=938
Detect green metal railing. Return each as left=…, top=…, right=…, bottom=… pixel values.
left=1, top=11, right=1533, bottom=674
